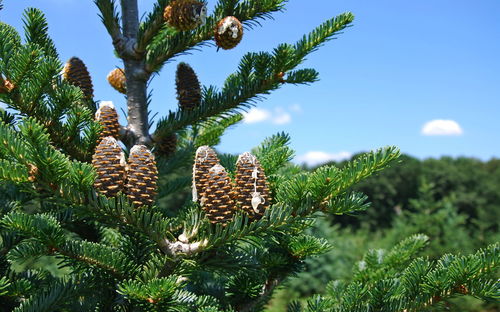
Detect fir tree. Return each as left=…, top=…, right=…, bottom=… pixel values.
left=0, top=1, right=497, bottom=311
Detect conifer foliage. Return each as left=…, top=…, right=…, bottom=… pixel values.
left=0, top=1, right=497, bottom=311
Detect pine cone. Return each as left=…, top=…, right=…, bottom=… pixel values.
left=126, top=145, right=158, bottom=207
left=92, top=136, right=127, bottom=197
left=164, top=0, right=207, bottom=31
left=176, top=62, right=201, bottom=110
left=95, top=101, right=120, bottom=140
left=214, top=16, right=243, bottom=50
left=0, top=79, right=14, bottom=94
left=192, top=146, right=219, bottom=204
left=107, top=68, right=126, bottom=94
left=234, top=152, right=270, bottom=220
left=155, top=133, right=177, bottom=157
left=63, top=57, right=94, bottom=99
left=203, top=164, right=234, bottom=225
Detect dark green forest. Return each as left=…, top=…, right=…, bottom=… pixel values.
left=269, top=154, right=500, bottom=311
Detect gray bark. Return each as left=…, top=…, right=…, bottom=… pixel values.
left=120, top=0, right=152, bottom=146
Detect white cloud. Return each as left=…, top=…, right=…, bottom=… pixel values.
left=242, top=108, right=271, bottom=124
left=242, top=107, right=292, bottom=125
left=272, top=108, right=291, bottom=125
left=289, top=103, right=302, bottom=113
left=421, top=119, right=463, bottom=136
left=297, top=151, right=352, bottom=167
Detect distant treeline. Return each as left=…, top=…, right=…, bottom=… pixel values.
left=321, top=154, right=499, bottom=236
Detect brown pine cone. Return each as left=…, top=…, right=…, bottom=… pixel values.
left=0, top=79, right=14, bottom=94
left=214, top=16, right=243, bottom=50
left=126, top=145, right=158, bottom=207
left=192, top=145, right=219, bottom=204
left=164, top=0, right=207, bottom=31
left=92, top=136, right=127, bottom=197
left=95, top=101, right=120, bottom=140
left=107, top=68, right=126, bottom=94
left=203, top=164, right=234, bottom=225
left=155, top=133, right=177, bottom=157
left=234, top=152, right=270, bottom=220
left=63, top=57, right=94, bottom=99
left=176, top=62, right=201, bottom=110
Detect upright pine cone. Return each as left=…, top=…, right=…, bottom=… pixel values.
left=0, top=79, right=14, bottom=94
left=164, top=0, right=207, bottom=31
left=107, top=68, right=126, bottom=94
left=126, top=145, right=158, bottom=207
left=155, top=133, right=177, bottom=157
left=95, top=101, right=120, bottom=139
left=176, top=63, right=201, bottom=110
left=214, top=16, right=243, bottom=50
left=234, top=152, right=270, bottom=220
left=203, top=164, right=235, bottom=225
left=92, top=136, right=127, bottom=197
left=63, top=57, right=94, bottom=99
left=192, top=146, right=219, bottom=205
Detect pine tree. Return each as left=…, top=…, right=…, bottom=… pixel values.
left=0, top=1, right=497, bottom=311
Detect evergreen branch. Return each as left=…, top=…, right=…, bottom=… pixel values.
left=22, top=8, right=58, bottom=58
left=18, top=118, right=72, bottom=185
left=193, top=113, right=243, bottom=148
left=253, top=132, right=294, bottom=176
left=117, top=276, right=180, bottom=305
left=84, top=194, right=177, bottom=246
left=137, top=0, right=169, bottom=53
left=6, top=239, right=50, bottom=265
left=1, top=212, right=66, bottom=246
left=287, top=234, right=332, bottom=259
left=154, top=12, right=354, bottom=137
left=238, top=277, right=282, bottom=312
left=294, top=13, right=354, bottom=63
left=12, top=280, right=77, bottom=312
left=0, top=159, right=29, bottom=183
left=0, top=276, right=10, bottom=296
left=322, top=192, right=370, bottom=215
left=305, top=241, right=500, bottom=312
left=59, top=240, right=136, bottom=279
left=94, top=0, right=124, bottom=53
left=0, top=22, right=21, bottom=66
left=8, top=45, right=41, bottom=88
left=145, top=0, right=288, bottom=72
left=312, top=146, right=400, bottom=208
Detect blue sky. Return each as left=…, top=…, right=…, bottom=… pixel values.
left=2, top=0, right=500, bottom=165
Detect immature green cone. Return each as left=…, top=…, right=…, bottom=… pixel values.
left=63, top=57, right=94, bottom=99
left=92, top=136, right=127, bottom=197
left=107, top=68, right=126, bottom=94
left=155, top=133, right=177, bottom=157
left=234, top=152, right=270, bottom=220
left=214, top=16, right=243, bottom=50
left=192, top=146, right=219, bottom=204
left=203, top=164, right=234, bottom=225
left=126, top=145, right=158, bottom=207
left=176, top=62, right=201, bottom=110
left=164, top=0, right=207, bottom=31
left=95, top=101, right=120, bottom=139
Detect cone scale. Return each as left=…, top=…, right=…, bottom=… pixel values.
left=164, top=0, right=207, bottom=31
left=107, top=68, right=126, bottom=94
left=126, top=145, right=158, bottom=207
left=203, top=164, right=234, bottom=225
left=176, top=62, right=201, bottom=110
left=95, top=101, right=121, bottom=140
left=92, top=136, right=127, bottom=197
left=63, top=57, right=94, bottom=99
left=234, top=152, right=270, bottom=220
left=214, top=16, right=243, bottom=50
left=192, top=146, right=220, bottom=205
